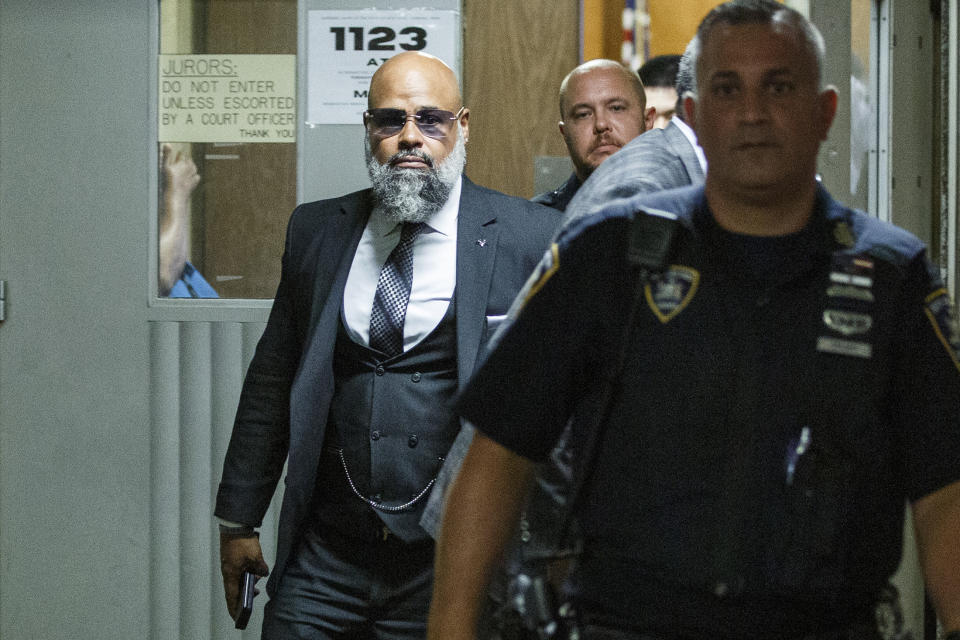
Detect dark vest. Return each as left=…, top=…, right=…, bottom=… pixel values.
left=313, top=300, right=459, bottom=542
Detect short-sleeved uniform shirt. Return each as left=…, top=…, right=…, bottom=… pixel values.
left=457, top=184, right=960, bottom=639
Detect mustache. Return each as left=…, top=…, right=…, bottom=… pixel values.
left=593, top=134, right=619, bottom=147
left=387, top=148, right=434, bottom=168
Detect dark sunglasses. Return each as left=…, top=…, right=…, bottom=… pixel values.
left=363, top=107, right=465, bottom=140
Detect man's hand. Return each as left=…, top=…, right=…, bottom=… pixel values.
left=161, top=143, right=201, bottom=201
left=158, top=143, right=201, bottom=295
left=219, top=532, right=270, bottom=621
left=913, top=478, right=960, bottom=630
left=428, top=433, right=535, bottom=640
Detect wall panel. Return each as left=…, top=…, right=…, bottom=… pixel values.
left=149, top=320, right=280, bottom=639
left=462, top=0, right=579, bottom=197
left=201, top=0, right=298, bottom=299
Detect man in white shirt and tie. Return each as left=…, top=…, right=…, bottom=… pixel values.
left=214, top=51, right=558, bottom=639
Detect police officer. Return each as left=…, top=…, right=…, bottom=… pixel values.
left=427, top=2, right=960, bottom=639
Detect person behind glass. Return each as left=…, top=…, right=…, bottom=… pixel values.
left=531, top=60, right=654, bottom=212
left=638, top=54, right=682, bottom=130
left=428, top=2, right=960, bottom=639
left=559, top=42, right=706, bottom=228
left=214, top=51, right=557, bottom=639
left=158, top=143, right=217, bottom=298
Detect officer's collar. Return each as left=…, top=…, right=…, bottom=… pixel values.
left=688, top=184, right=854, bottom=285
left=692, top=182, right=850, bottom=257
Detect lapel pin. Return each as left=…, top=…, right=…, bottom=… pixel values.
left=476, top=238, right=487, bottom=247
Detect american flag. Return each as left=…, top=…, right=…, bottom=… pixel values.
left=622, top=0, right=650, bottom=70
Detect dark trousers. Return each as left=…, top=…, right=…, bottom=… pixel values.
left=262, top=522, right=435, bottom=640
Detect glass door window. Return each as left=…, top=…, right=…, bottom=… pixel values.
left=158, top=0, right=297, bottom=299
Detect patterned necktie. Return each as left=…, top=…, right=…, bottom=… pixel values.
left=369, top=222, right=424, bottom=356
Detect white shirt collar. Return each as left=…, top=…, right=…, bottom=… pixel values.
left=671, top=116, right=708, bottom=175
left=369, top=175, right=462, bottom=238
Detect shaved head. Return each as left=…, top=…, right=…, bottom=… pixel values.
left=558, top=59, right=646, bottom=119
left=369, top=52, right=462, bottom=111
left=555, top=59, right=650, bottom=181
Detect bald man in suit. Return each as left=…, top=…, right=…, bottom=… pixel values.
left=215, top=51, right=557, bottom=639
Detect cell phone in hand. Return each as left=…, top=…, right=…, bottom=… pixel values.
left=235, top=570, right=258, bottom=630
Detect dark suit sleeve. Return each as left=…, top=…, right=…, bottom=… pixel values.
left=215, top=207, right=306, bottom=526
left=489, top=202, right=560, bottom=303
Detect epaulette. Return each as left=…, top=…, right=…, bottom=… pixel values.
left=825, top=202, right=926, bottom=268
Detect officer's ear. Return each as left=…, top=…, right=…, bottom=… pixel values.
left=817, top=87, right=838, bottom=141
left=683, top=93, right=697, bottom=131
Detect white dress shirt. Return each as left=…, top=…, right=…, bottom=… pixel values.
left=672, top=115, right=708, bottom=175
left=341, top=176, right=461, bottom=352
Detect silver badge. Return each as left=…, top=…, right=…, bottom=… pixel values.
left=645, top=266, right=700, bottom=323
left=817, top=336, right=873, bottom=359
left=826, top=284, right=875, bottom=302
left=829, top=272, right=873, bottom=288
left=823, top=309, right=873, bottom=336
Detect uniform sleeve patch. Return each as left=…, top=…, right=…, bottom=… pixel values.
left=924, top=288, right=960, bottom=373
left=522, top=243, right=560, bottom=306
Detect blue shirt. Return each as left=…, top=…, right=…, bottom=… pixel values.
left=168, top=261, right=218, bottom=298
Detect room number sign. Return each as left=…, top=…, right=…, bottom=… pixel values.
left=307, top=10, right=458, bottom=125
left=328, top=26, right=428, bottom=52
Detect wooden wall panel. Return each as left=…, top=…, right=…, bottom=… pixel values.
left=200, top=0, right=297, bottom=299
left=201, top=143, right=296, bottom=298
left=463, top=1, right=580, bottom=198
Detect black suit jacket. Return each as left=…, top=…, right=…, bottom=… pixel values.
left=215, top=177, right=557, bottom=593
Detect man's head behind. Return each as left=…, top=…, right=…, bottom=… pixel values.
left=364, top=52, right=469, bottom=223
left=683, top=0, right=837, bottom=205
left=638, top=54, right=681, bottom=129
left=558, top=59, right=653, bottom=182
left=675, top=41, right=696, bottom=120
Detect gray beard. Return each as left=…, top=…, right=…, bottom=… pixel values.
left=365, top=127, right=466, bottom=223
